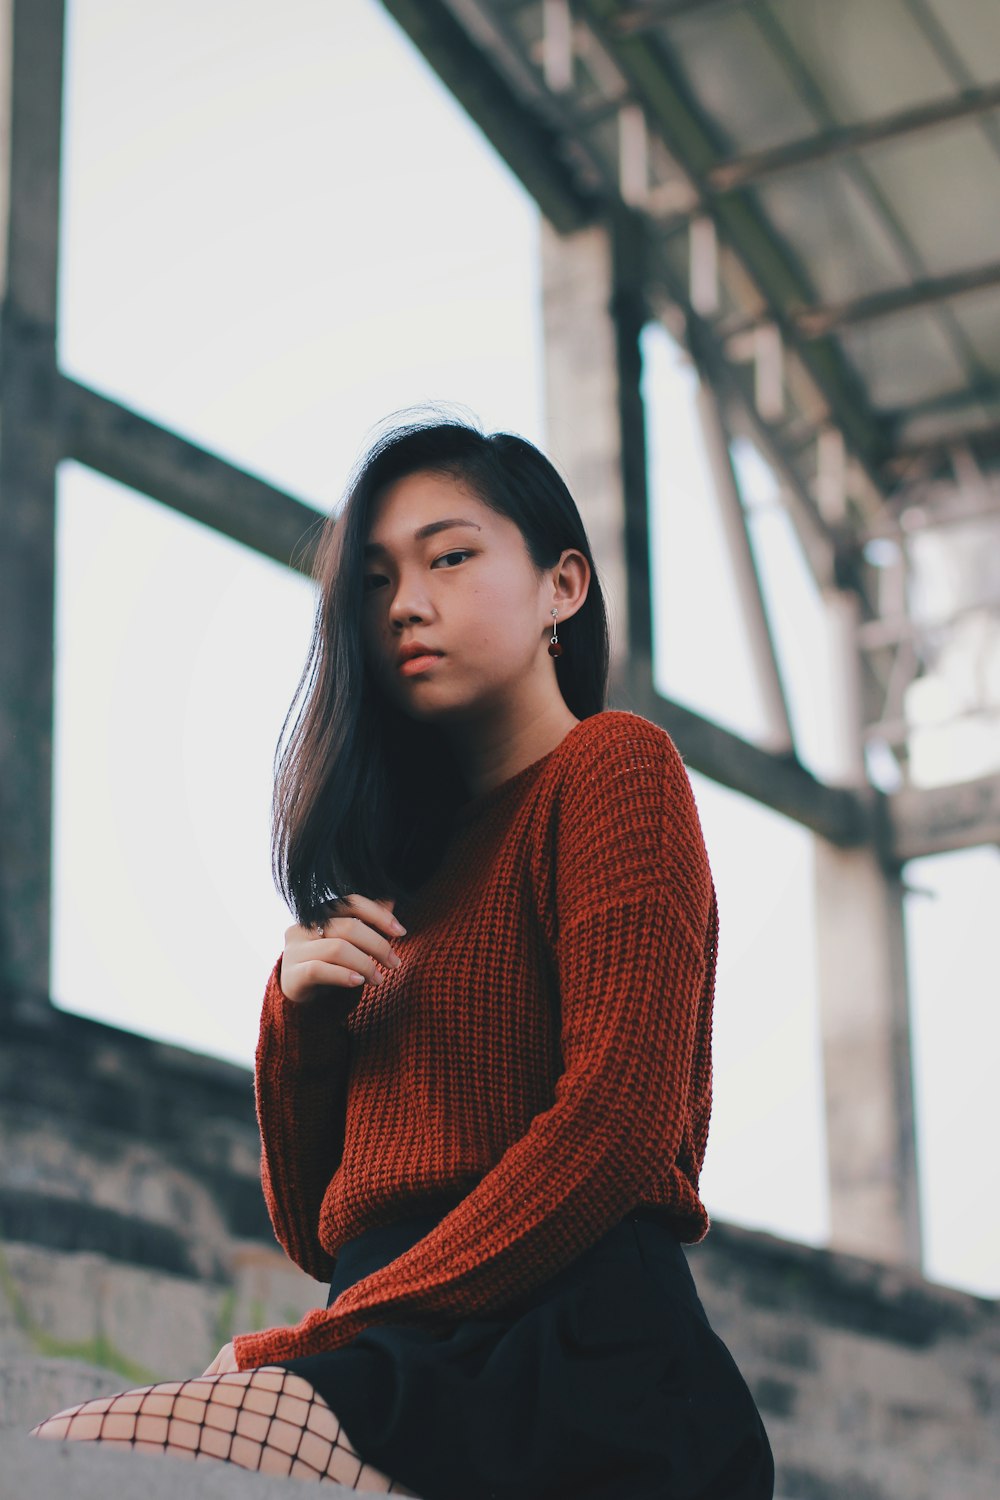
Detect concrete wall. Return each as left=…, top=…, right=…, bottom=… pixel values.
left=0, top=990, right=316, bottom=1387
left=688, top=1222, right=998, bottom=1500
left=1, top=989, right=997, bottom=1499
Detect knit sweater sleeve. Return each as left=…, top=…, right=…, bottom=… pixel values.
left=250, top=954, right=353, bottom=1285
left=232, top=718, right=714, bottom=1369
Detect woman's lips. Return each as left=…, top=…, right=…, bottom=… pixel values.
left=397, top=653, right=445, bottom=676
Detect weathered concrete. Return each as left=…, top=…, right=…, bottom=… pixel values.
left=0, top=990, right=318, bottom=1384
left=686, top=1220, right=999, bottom=1500
left=1, top=1353, right=132, bottom=1428
left=1, top=982, right=997, bottom=1499
left=815, top=584, right=923, bottom=1270
left=0, top=1423, right=361, bottom=1500
left=541, top=213, right=636, bottom=679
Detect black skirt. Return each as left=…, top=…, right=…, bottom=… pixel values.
left=272, top=1196, right=775, bottom=1500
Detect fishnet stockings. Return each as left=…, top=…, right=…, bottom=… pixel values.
left=28, top=1364, right=422, bottom=1494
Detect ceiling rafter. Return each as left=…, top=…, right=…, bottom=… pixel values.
left=578, top=0, right=888, bottom=480
left=707, top=81, right=1000, bottom=191
left=882, top=379, right=1000, bottom=429
left=610, top=0, right=747, bottom=32
left=716, top=258, right=1000, bottom=341
left=748, top=2, right=994, bottom=413
left=884, top=422, right=1000, bottom=476
left=439, top=0, right=1000, bottom=494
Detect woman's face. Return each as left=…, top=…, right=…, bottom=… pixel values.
left=360, top=469, right=580, bottom=724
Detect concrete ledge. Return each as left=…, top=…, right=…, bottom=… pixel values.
left=0, top=1354, right=129, bottom=1431
left=0, top=1428, right=362, bottom=1499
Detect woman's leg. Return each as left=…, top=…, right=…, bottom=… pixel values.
left=28, top=1365, right=422, bottom=1495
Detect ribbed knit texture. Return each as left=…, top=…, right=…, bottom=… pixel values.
left=232, top=709, right=719, bottom=1370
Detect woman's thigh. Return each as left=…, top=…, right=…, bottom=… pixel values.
left=28, top=1364, right=421, bottom=1494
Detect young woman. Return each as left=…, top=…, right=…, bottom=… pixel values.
left=30, top=413, right=774, bottom=1498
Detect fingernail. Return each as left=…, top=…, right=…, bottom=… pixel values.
left=392, top=919, right=406, bottom=934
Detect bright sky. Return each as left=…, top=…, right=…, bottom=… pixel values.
left=53, top=0, right=997, bottom=1299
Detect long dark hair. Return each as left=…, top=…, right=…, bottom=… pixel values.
left=272, top=406, right=611, bottom=927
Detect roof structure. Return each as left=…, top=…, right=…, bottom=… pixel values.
left=384, top=0, right=1000, bottom=772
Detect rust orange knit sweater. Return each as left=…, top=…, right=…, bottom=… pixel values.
left=232, top=709, right=718, bottom=1370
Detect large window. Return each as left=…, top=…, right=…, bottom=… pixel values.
left=54, top=0, right=544, bottom=1064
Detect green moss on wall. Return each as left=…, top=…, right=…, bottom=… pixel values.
left=0, top=1234, right=158, bottom=1385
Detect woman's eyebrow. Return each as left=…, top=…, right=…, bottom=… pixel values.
left=363, top=518, right=482, bottom=558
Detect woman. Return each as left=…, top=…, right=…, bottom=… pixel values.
left=30, top=412, right=774, bottom=1498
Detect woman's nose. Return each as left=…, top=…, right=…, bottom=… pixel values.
left=387, top=589, right=431, bottom=623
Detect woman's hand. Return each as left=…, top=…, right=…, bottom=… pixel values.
left=202, top=1340, right=239, bottom=1376
left=278, top=894, right=405, bottom=1008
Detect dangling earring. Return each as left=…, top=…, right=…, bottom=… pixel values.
left=548, top=607, right=563, bottom=658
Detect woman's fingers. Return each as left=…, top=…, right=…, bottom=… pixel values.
left=311, top=925, right=403, bottom=984
left=277, top=894, right=407, bottom=1002
left=279, top=896, right=405, bottom=1004
left=201, top=1341, right=238, bottom=1376
left=322, top=892, right=404, bottom=936
left=299, top=954, right=376, bottom=991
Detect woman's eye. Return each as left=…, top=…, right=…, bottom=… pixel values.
left=363, top=551, right=471, bottom=591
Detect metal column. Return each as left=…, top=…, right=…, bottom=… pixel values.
left=0, top=0, right=65, bottom=1012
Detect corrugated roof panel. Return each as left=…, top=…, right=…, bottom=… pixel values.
left=945, top=288, right=1000, bottom=375
left=659, top=8, right=816, bottom=153
left=923, top=0, right=1000, bottom=83
left=838, top=310, right=970, bottom=409
left=752, top=165, right=913, bottom=303
left=862, top=123, right=1000, bottom=276
left=415, top=0, right=1000, bottom=480
left=766, top=0, right=955, bottom=122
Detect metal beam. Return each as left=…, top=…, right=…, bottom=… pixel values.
left=580, top=0, right=887, bottom=484
left=795, top=260, right=1000, bottom=340
left=0, top=0, right=65, bottom=1008
left=718, top=262, right=1000, bottom=344
left=857, top=593, right=1000, bottom=652
left=883, top=422, right=1000, bottom=478
left=882, top=379, right=1000, bottom=430
left=750, top=1, right=993, bottom=448
left=57, top=376, right=885, bottom=865
left=670, top=294, right=842, bottom=595
left=615, top=666, right=875, bottom=849
left=707, top=81, right=1000, bottom=192
left=610, top=0, right=746, bottom=31
left=391, top=1, right=893, bottom=512
left=610, top=205, right=656, bottom=665
left=888, top=772, right=1000, bottom=862
left=870, top=478, right=1000, bottom=538
left=58, top=379, right=327, bottom=576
